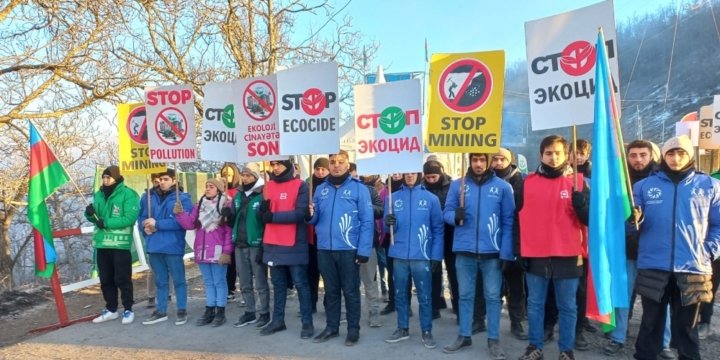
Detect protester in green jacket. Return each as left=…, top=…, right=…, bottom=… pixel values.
left=84, top=166, right=140, bottom=325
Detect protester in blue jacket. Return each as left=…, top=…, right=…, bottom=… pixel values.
left=382, top=172, right=444, bottom=350
left=441, top=153, right=515, bottom=358
left=630, top=135, right=720, bottom=360
left=307, top=150, right=374, bottom=346
left=137, top=168, right=193, bottom=326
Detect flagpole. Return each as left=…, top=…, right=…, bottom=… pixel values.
left=572, top=125, right=579, bottom=191
left=145, top=174, right=152, bottom=218
left=459, top=154, right=466, bottom=226
left=174, top=162, right=180, bottom=204
left=309, top=155, right=314, bottom=203
left=387, top=176, right=394, bottom=245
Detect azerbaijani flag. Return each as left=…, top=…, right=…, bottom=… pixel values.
left=586, top=29, right=631, bottom=330
left=28, top=122, right=70, bottom=278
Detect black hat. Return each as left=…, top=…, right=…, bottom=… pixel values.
left=423, top=160, right=444, bottom=176
left=102, top=166, right=122, bottom=182
left=314, top=157, right=330, bottom=170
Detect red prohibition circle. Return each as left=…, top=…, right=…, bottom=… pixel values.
left=301, top=88, right=326, bottom=116
left=126, top=106, right=147, bottom=145
left=243, top=80, right=276, bottom=121
left=438, top=58, right=494, bottom=114
left=154, top=107, right=188, bottom=146
left=560, top=41, right=596, bottom=76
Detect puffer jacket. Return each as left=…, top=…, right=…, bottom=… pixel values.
left=230, top=179, right=265, bottom=247
left=176, top=196, right=233, bottom=263
left=630, top=169, right=720, bottom=275
left=443, top=171, right=515, bottom=260
left=138, top=186, right=193, bottom=255
left=308, top=175, right=374, bottom=257
left=383, top=184, right=444, bottom=261
left=422, top=176, right=454, bottom=254
left=86, top=181, right=140, bottom=250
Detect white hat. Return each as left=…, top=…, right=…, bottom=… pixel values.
left=662, top=135, right=694, bottom=159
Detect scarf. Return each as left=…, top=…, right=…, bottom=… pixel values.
left=242, top=180, right=258, bottom=192
left=387, top=176, right=404, bottom=193
left=402, top=173, right=422, bottom=187
left=198, top=193, right=228, bottom=233
left=466, top=166, right=493, bottom=186
left=101, top=182, right=120, bottom=200
left=628, top=160, right=656, bottom=186
left=576, top=161, right=592, bottom=177
left=537, top=163, right=570, bottom=179
left=328, top=171, right=350, bottom=186
left=312, top=174, right=327, bottom=193
left=660, top=160, right=695, bottom=184
left=423, top=178, right=444, bottom=191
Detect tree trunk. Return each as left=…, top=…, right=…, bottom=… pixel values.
left=0, top=218, right=16, bottom=291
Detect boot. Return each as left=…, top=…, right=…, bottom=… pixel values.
left=211, top=306, right=226, bottom=327
left=196, top=306, right=215, bottom=326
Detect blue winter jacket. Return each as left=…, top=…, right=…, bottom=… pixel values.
left=443, top=172, right=515, bottom=261
left=629, top=169, right=720, bottom=275
left=308, top=175, right=374, bottom=257
left=138, top=186, right=193, bottom=255
left=383, top=184, right=444, bottom=261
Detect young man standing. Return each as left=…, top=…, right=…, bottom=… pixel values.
left=85, top=166, right=140, bottom=325
left=256, top=158, right=314, bottom=339
left=307, top=150, right=374, bottom=346
left=517, top=135, right=590, bottom=360
left=441, top=153, right=515, bottom=359
left=138, top=169, right=193, bottom=325
left=632, top=135, right=720, bottom=360
left=383, top=172, right=444, bottom=349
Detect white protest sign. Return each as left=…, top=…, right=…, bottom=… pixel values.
left=232, top=75, right=281, bottom=162
left=354, top=79, right=423, bottom=175
left=525, top=0, right=620, bottom=130
left=277, top=62, right=339, bottom=156
left=676, top=121, right=700, bottom=147
left=698, top=106, right=719, bottom=149
left=146, top=84, right=197, bottom=162
left=713, top=95, right=720, bottom=145
left=201, top=82, right=237, bottom=162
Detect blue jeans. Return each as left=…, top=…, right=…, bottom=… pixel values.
left=527, top=273, right=579, bottom=352
left=269, top=264, right=312, bottom=324
left=377, top=247, right=388, bottom=293
left=149, top=253, right=187, bottom=313
left=318, top=250, right=361, bottom=332
left=455, top=255, right=503, bottom=339
left=394, top=258, right=432, bottom=331
left=198, top=263, right=228, bottom=307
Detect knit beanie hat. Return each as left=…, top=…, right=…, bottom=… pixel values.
left=423, top=160, right=444, bottom=176
left=314, top=157, right=330, bottom=170
left=494, top=148, right=514, bottom=163
left=102, top=166, right=122, bottom=182
left=207, top=178, right=226, bottom=192
left=241, top=162, right=261, bottom=180
left=662, top=135, right=694, bottom=159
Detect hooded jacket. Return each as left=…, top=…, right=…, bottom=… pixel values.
left=443, top=170, right=515, bottom=260
left=260, top=169, right=309, bottom=266
left=422, top=175, right=454, bottom=253
left=138, top=185, right=194, bottom=255
left=231, top=178, right=265, bottom=247
left=176, top=197, right=234, bottom=264
left=86, top=181, right=140, bottom=250
left=308, top=175, right=374, bottom=257
left=629, top=169, right=720, bottom=275
left=383, top=184, right=444, bottom=261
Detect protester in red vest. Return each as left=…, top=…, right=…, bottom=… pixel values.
left=256, top=158, right=314, bottom=340
left=516, top=135, right=590, bottom=360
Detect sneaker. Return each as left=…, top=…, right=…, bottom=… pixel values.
left=259, top=320, right=286, bottom=336
left=380, top=305, right=396, bottom=315
left=234, top=312, right=257, bottom=327
left=698, top=323, right=713, bottom=340
left=175, top=310, right=188, bottom=325
left=559, top=350, right=575, bottom=360
left=543, top=327, right=555, bottom=343
left=659, top=347, right=676, bottom=360
left=121, top=310, right=134, bottom=325
left=146, top=297, right=156, bottom=308
left=603, top=341, right=624, bottom=355
left=197, top=306, right=215, bottom=326
left=301, top=323, right=314, bottom=339
left=93, top=310, right=119, bottom=324
left=254, top=313, right=270, bottom=330
left=345, top=330, right=360, bottom=346
left=518, top=344, right=544, bottom=360
left=442, top=335, right=472, bottom=354
left=142, top=310, right=168, bottom=325
left=421, top=331, right=436, bottom=349
left=211, top=307, right=226, bottom=327
left=472, top=320, right=487, bottom=335
left=385, top=328, right=410, bottom=343
left=511, top=322, right=528, bottom=340
left=369, top=310, right=381, bottom=328
left=227, top=292, right=236, bottom=302
left=487, top=338, right=506, bottom=360
left=574, top=332, right=588, bottom=351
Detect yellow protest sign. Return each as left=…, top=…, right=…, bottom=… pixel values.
left=427, top=50, right=505, bottom=153
left=118, top=103, right=166, bottom=175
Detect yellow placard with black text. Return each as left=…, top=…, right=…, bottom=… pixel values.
left=118, top=103, right=167, bottom=175
left=427, top=51, right=505, bottom=153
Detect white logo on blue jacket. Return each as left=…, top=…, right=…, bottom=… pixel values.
left=489, top=187, right=499, bottom=197
left=488, top=213, right=500, bottom=251
left=418, top=224, right=430, bottom=260
left=321, top=188, right=329, bottom=196
left=648, top=187, right=662, bottom=199
left=343, top=189, right=352, bottom=197
left=339, top=213, right=357, bottom=249
left=418, top=199, right=428, bottom=208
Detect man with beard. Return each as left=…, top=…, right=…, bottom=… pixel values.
left=491, top=148, right=528, bottom=341
left=256, top=158, right=314, bottom=339
left=307, top=150, right=374, bottom=346
left=442, top=154, right=515, bottom=359
left=631, top=135, right=720, bottom=360
left=517, top=136, right=590, bottom=360
left=307, top=157, right=329, bottom=314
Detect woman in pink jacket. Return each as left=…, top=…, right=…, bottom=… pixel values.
left=175, top=178, right=233, bottom=327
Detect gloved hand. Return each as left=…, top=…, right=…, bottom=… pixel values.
left=571, top=191, right=586, bottom=211
left=454, top=207, right=466, bottom=226
left=629, top=206, right=643, bottom=225
left=384, top=214, right=397, bottom=227
left=355, top=254, right=369, bottom=264
left=262, top=211, right=274, bottom=224
left=304, top=205, right=313, bottom=222
left=498, top=259, right=513, bottom=272
left=259, top=199, right=271, bottom=212
left=515, top=256, right=529, bottom=272
left=96, top=219, right=105, bottom=229
left=218, top=253, right=231, bottom=265
left=85, top=204, right=96, bottom=217
left=255, top=247, right=264, bottom=265
left=221, top=207, right=232, bottom=218
left=431, top=260, right=442, bottom=273
left=173, top=202, right=184, bottom=215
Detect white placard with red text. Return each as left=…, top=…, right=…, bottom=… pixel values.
left=201, top=82, right=237, bottom=162
left=232, top=75, right=281, bottom=162
left=145, top=84, right=197, bottom=162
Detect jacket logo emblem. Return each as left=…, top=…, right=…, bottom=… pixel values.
left=464, top=184, right=470, bottom=193
left=113, top=205, right=121, bottom=213
left=489, top=187, right=499, bottom=196
left=560, top=190, right=569, bottom=199
left=691, top=187, right=704, bottom=196
left=280, top=193, right=287, bottom=200
left=418, top=224, right=430, bottom=260
left=394, top=199, right=403, bottom=208
left=418, top=199, right=427, bottom=207
left=648, top=187, right=662, bottom=199
left=252, top=202, right=260, bottom=210
left=343, top=189, right=352, bottom=196
left=321, top=188, right=329, bottom=196
left=339, top=213, right=357, bottom=249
